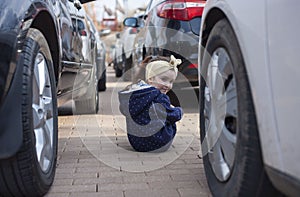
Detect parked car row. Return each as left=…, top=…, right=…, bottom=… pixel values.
left=0, top=0, right=106, bottom=196
left=117, top=0, right=205, bottom=87
left=114, top=0, right=205, bottom=106
left=114, top=10, right=145, bottom=80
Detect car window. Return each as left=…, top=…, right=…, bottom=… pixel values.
left=77, top=19, right=85, bottom=31
left=189, top=17, right=202, bottom=36
left=72, top=18, right=85, bottom=32
left=71, top=18, right=77, bottom=31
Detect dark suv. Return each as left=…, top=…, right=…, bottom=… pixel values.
left=123, top=0, right=205, bottom=86
left=0, top=0, right=94, bottom=196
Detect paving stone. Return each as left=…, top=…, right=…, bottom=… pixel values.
left=45, top=192, right=69, bottom=197
left=69, top=191, right=123, bottom=197
left=48, top=184, right=96, bottom=193
left=124, top=189, right=180, bottom=197
left=98, top=183, right=149, bottom=192
left=148, top=180, right=201, bottom=190
left=178, top=188, right=212, bottom=197
left=122, top=174, right=172, bottom=183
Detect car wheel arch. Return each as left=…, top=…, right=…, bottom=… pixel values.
left=200, top=8, right=226, bottom=51
left=200, top=8, right=258, bottom=115
left=31, top=11, right=60, bottom=84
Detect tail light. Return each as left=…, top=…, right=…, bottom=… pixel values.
left=157, top=0, right=205, bottom=21
left=188, top=63, right=198, bottom=68
left=80, top=30, right=87, bottom=36
left=129, top=28, right=138, bottom=34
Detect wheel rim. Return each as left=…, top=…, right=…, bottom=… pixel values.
left=204, top=48, right=238, bottom=182
left=32, top=53, right=54, bottom=172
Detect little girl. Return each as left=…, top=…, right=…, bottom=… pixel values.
left=118, top=55, right=183, bottom=152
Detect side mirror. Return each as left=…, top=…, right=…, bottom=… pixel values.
left=123, top=17, right=139, bottom=28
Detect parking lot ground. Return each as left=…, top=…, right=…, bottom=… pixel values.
left=46, top=66, right=212, bottom=197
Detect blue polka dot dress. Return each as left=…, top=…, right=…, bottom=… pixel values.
left=118, top=81, right=183, bottom=152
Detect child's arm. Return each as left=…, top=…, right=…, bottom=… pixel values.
left=152, top=94, right=183, bottom=123
left=166, top=106, right=183, bottom=123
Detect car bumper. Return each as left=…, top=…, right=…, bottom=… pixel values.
left=177, top=59, right=198, bottom=84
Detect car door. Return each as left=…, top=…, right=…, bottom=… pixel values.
left=266, top=0, right=300, bottom=178
left=57, top=0, right=95, bottom=102
left=57, top=0, right=83, bottom=97
left=75, top=8, right=97, bottom=88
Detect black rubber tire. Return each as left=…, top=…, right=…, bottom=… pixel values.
left=0, top=28, right=58, bottom=196
left=74, top=81, right=99, bottom=115
left=199, top=19, right=280, bottom=197
left=122, top=55, right=132, bottom=81
left=115, top=64, right=123, bottom=77
left=167, top=90, right=180, bottom=107
left=98, top=70, right=106, bottom=91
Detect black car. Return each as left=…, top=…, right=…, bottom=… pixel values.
left=58, top=0, right=99, bottom=114
left=0, top=0, right=94, bottom=196
left=86, top=14, right=107, bottom=91
left=123, top=0, right=206, bottom=86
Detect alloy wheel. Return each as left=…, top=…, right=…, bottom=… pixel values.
left=204, top=47, right=237, bottom=182
left=32, top=52, right=54, bottom=172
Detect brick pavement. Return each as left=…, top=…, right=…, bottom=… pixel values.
left=45, top=67, right=212, bottom=197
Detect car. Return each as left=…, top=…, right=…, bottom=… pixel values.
left=114, top=10, right=145, bottom=80
left=86, top=15, right=107, bottom=91
left=0, top=0, right=94, bottom=196
left=123, top=0, right=206, bottom=86
left=198, top=0, right=300, bottom=196
left=65, top=0, right=99, bottom=114
left=99, top=28, right=112, bottom=37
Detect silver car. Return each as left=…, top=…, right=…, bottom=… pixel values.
left=198, top=0, right=300, bottom=196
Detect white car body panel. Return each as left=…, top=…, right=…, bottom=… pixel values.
left=200, top=0, right=300, bottom=182
left=120, top=28, right=137, bottom=59
left=266, top=0, right=300, bottom=176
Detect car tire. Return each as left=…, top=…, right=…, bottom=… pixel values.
left=74, top=79, right=99, bottom=114
left=167, top=90, right=180, bottom=107
left=98, top=70, right=106, bottom=91
left=115, top=64, right=123, bottom=77
left=199, top=19, right=280, bottom=196
left=0, top=28, right=58, bottom=196
left=123, top=55, right=132, bottom=81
